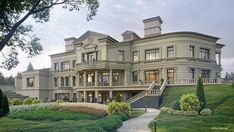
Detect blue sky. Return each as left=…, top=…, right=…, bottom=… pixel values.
left=1, top=0, right=234, bottom=77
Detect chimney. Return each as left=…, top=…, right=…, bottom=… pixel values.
left=143, top=16, right=163, bottom=37
left=64, top=37, right=76, bottom=52
left=121, top=31, right=140, bottom=41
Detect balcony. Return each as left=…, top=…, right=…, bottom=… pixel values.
left=77, top=60, right=131, bottom=71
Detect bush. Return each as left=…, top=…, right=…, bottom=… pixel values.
left=173, top=110, right=183, bottom=116
left=172, top=100, right=180, bottom=110
left=160, top=107, right=171, bottom=113
left=107, top=102, right=130, bottom=116
left=232, top=83, right=234, bottom=88
left=168, top=109, right=175, bottom=114
left=97, top=115, right=122, bottom=132
left=32, top=99, right=41, bottom=104
left=183, top=111, right=199, bottom=116
left=23, top=98, right=32, bottom=105
left=56, top=99, right=64, bottom=103
left=10, top=98, right=21, bottom=106
left=1, top=95, right=10, bottom=116
left=180, top=93, right=200, bottom=111
left=196, top=77, right=206, bottom=110
left=114, top=93, right=122, bottom=102
left=200, top=108, right=212, bottom=116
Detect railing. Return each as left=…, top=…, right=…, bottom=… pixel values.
left=170, top=78, right=221, bottom=85
left=112, top=82, right=125, bottom=86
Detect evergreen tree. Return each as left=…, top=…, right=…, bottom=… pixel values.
left=0, top=89, right=3, bottom=116
left=1, top=95, right=10, bottom=117
left=196, top=77, right=206, bottom=110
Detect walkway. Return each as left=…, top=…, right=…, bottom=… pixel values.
left=118, top=108, right=160, bottom=132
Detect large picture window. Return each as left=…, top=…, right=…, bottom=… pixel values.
left=167, top=69, right=174, bottom=84
left=189, top=69, right=195, bottom=79
left=167, top=46, right=174, bottom=58
left=200, top=48, right=209, bottom=59
left=54, top=62, right=59, bottom=70
left=54, top=78, right=58, bottom=87
left=145, top=70, right=160, bottom=83
left=61, top=61, right=69, bottom=70
left=132, top=71, right=138, bottom=82
left=82, top=51, right=99, bottom=62
left=145, top=49, right=160, bottom=60
left=201, top=70, right=210, bottom=78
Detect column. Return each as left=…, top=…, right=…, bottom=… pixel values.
left=95, top=70, right=98, bottom=86
left=219, top=53, right=221, bottom=65
left=84, top=71, right=87, bottom=87
left=83, top=91, right=87, bottom=102
left=124, top=69, right=128, bottom=86
left=95, top=90, right=98, bottom=103
left=109, top=90, right=113, bottom=98
left=58, top=76, right=60, bottom=87
left=109, top=69, right=113, bottom=86
left=76, top=72, right=80, bottom=87
left=76, top=91, right=79, bottom=102
left=69, top=76, right=72, bottom=87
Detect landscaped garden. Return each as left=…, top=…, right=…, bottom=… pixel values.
left=149, top=83, right=234, bottom=132
left=0, top=96, right=144, bottom=132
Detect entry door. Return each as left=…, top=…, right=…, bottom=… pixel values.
left=167, top=69, right=174, bottom=84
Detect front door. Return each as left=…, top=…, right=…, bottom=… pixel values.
left=167, top=69, right=174, bottom=84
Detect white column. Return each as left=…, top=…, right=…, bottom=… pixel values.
left=109, top=90, right=113, bottom=98
left=95, top=90, right=98, bottom=103
left=58, top=76, right=60, bottom=87
left=219, top=53, right=221, bottom=65
left=69, top=76, right=73, bottom=87
left=124, top=69, right=128, bottom=86
left=76, top=91, right=79, bottom=102
left=84, top=71, right=87, bottom=87
left=95, top=70, right=98, bottom=86
left=83, top=91, right=87, bottom=102
left=109, top=69, right=113, bottom=86
left=77, top=72, right=80, bottom=87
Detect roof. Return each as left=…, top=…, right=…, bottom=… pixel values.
left=143, top=16, right=163, bottom=24
left=49, top=50, right=75, bottom=57
left=73, top=30, right=108, bottom=44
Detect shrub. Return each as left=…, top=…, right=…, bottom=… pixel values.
left=107, top=102, right=130, bottom=116
left=97, top=115, right=122, bottom=132
left=32, top=99, right=41, bottom=104
left=114, top=93, right=122, bottom=102
left=168, top=109, right=175, bottom=114
left=200, top=108, right=212, bottom=116
left=232, top=83, right=234, bottom=88
left=173, top=110, right=183, bottom=116
left=10, top=98, right=21, bottom=106
left=183, top=111, right=198, bottom=116
left=172, top=100, right=180, bottom=110
left=196, top=77, right=206, bottom=110
left=180, top=93, right=200, bottom=111
left=56, top=99, right=64, bottom=103
left=23, top=98, right=32, bottom=105
left=160, top=107, right=171, bottom=113
left=1, top=95, right=10, bottom=116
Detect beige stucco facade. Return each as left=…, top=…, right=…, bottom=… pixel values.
left=15, top=16, right=224, bottom=102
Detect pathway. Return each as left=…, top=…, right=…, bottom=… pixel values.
left=118, top=108, right=160, bottom=132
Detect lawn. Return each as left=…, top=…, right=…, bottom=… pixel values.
left=149, top=84, right=234, bottom=132
left=0, top=104, right=144, bottom=132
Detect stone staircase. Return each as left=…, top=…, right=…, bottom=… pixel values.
left=127, top=80, right=167, bottom=108
left=3, top=91, right=29, bottom=100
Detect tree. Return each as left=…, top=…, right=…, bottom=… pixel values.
left=0, top=0, right=99, bottom=70
left=0, top=72, right=4, bottom=84
left=0, top=89, right=3, bottom=116
left=1, top=95, right=10, bottom=117
left=196, top=77, right=206, bottom=110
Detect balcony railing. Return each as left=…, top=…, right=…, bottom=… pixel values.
left=169, top=78, right=221, bottom=85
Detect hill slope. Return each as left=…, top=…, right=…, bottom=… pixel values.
left=150, top=84, right=234, bottom=132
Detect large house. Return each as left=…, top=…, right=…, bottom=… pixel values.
left=15, top=16, right=224, bottom=104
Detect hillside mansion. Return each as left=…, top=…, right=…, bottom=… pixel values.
left=15, top=16, right=224, bottom=102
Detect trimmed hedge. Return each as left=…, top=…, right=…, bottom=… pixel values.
left=10, top=98, right=21, bottom=106
left=23, top=98, right=32, bottom=105
left=107, top=102, right=130, bottom=116
left=200, top=108, right=212, bottom=116
left=97, top=115, right=122, bottom=132
left=183, top=111, right=198, bottom=116
left=160, top=107, right=171, bottom=113
left=32, top=99, right=41, bottom=104
left=180, top=93, right=200, bottom=111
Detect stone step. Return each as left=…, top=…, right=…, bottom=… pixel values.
left=3, top=91, right=29, bottom=100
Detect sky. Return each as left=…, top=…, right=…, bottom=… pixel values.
left=0, top=0, right=234, bottom=77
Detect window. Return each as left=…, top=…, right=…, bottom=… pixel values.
left=54, top=62, right=59, bottom=70
left=96, top=51, right=99, bottom=61
left=113, top=72, right=120, bottom=82
left=72, top=60, right=76, bottom=68
left=200, top=48, right=209, bottom=59
left=145, top=70, right=160, bottom=83
left=118, top=51, right=124, bottom=61
left=201, top=70, right=210, bottom=78
left=189, top=46, right=195, bottom=57
left=61, top=61, right=69, bottom=70
left=82, top=52, right=99, bottom=62
left=132, top=51, right=139, bottom=62
left=61, top=77, right=64, bottom=86
left=54, top=78, right=58, bottom=87
left=145, top=49, right=160, bottom=60
left=189, top=69, right=195, bottom=79
left=132, top=71, right=138, bottom=82
left=27, top=77, right=34, bottom=87
left=65, top=77, right=69, bottom=86
left=72, top=76, right=76, bottom=86
left=167, top=46, right=174, bottom=58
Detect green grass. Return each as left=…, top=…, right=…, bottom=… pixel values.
left=149, top=84, right=234, bottom=132
left=0, top=107, right=143, bottom=132
left=8, top=109, right=97, bottom=121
